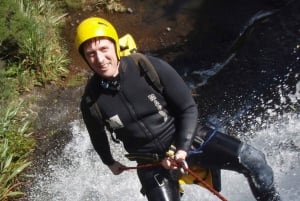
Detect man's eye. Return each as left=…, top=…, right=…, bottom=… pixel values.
left=88, top=52, right=95, bottom=57
left=101, top=47, right=108, bottom=52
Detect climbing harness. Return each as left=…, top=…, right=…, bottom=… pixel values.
left=124, top=124, right=221, bottom=195
left=189, top=122, right=219, bottom=155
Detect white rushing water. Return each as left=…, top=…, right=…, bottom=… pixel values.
left=28, top=113, right=300, bottom=201
left=28, top=81, right=300, bottom=201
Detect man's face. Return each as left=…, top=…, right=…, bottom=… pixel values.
left=83, top=38, right=119, bottom=79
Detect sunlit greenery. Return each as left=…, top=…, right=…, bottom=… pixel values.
left=0, top=0, right=70, bottom=199
left=56, top=0, right=126, bottom=12
left=0, top=95, right=36, bottom=200
left=0, top=103, right=33, bottom=201
left=0, top=0, right=124, bottom=199
left=0, top=0, right=70, bottom=89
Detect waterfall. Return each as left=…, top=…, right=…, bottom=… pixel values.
left=27, top=108, right=299, bottom=201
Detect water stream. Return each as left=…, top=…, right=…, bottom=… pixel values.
left=29, top=33, right=300, bottom=201
left=27, top=78, right=300, bottom=201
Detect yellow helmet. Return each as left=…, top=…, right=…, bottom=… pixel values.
left=75, top=17, right=120, bottom=60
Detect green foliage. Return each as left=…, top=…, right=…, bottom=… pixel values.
left=0, top=100, right=35, bottom=157
left=0, top=0, right=35, bottom=59
left=0, top=0, right=70, bottom=88
left=0, top=68, right=19, bottom=105
left=0, top=0, right=70, bottom=199
left=63, top=0, right=83, bottom=10
left=0, top=139, right=31, bottom=201
left=0, top=100, right=35, bottom=200
left=0, top=0, right=124, bottom=199
left=0, top=99, right=35, bottom=201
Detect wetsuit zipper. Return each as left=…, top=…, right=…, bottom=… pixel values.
left=118, top=90, right=155, bottom=141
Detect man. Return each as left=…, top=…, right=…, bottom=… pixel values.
left=75, top=17, right=281, bottom=201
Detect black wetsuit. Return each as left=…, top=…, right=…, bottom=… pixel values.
left=81, top=54, right=281, bottom=201
left=81, top=54, right=197, bottom=200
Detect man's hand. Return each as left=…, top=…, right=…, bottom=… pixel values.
left=108, top=161, right=125, bottom=175
left=174, top=150, right=187, bottom=163
left=161, top=149, right=188, bottom=170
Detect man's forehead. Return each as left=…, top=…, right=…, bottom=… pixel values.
left=83, top=37, right=113, bottom=48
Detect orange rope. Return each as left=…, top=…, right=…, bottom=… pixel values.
left=119, top=162, right=228, bottom=201
left=180, top=164, right=228, bottom=201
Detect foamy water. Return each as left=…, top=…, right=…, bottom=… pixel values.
left=182, top=111, right=300, bottom=201
left=27, top=76, right=300, bottom=201
left=27, top=108, right=299, bottom=201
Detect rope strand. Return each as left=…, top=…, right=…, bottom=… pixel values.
left=179, top=164, right=228, bottom=201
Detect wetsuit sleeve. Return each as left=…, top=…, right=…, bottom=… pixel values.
left=80, top=89, right=115, bottom=166
left=148, top=56, right=198, bottom=152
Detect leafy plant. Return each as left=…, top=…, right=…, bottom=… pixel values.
left=0, top=98, right=35, bottom=200
left=0, top=139, right=31, bottom=201
left=0, top=0, right=71, bottom=199
left=1, top=0, right=69, bottom=88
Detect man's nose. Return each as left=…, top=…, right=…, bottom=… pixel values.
left=96, top=51, right=105, bottom=63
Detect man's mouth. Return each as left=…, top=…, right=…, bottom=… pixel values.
left=100, top=63, right=110, bottom=69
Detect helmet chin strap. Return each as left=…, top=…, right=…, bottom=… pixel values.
left=99, top=75, right=120, bottom=91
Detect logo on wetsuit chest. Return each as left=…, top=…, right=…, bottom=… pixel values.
left=106, top=115, right=124, bottom=129
left=147, top=93, right=168, bottom=122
